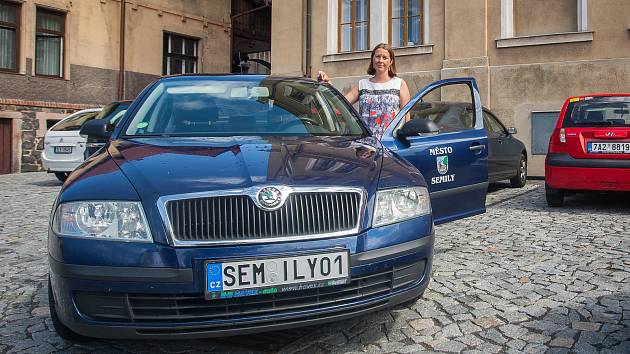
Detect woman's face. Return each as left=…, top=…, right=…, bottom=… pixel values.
left=372, top=48, right=391, bottom=74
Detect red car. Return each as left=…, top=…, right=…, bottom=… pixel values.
left=545, top=94, right=630, bottom=207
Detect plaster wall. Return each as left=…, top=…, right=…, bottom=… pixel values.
left=444, top=0, right=486, bottom=60
left=124, top=0, right=231, bottom=75
left=488, top=58, right=630, bottom=176
left=487, top=0, right=630, bottom=66
left=270, top=0, right=304, bottom=76
left=514, top=0, right=577, bottom=36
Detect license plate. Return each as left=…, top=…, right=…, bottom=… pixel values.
left=205, top=250, right=349, bottom=299
left=588, top=142, right=630, bottom=154
left=54, top=146, right=73, bottom=154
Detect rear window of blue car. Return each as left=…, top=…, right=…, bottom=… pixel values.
left=122, top=77, right=367, bottom=137
left=50, top=111, right=100, bottom=131
left=562, top=96, right=630, bottom=128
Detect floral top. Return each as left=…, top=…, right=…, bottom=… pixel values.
left=358, top=76, right=402, bottom=139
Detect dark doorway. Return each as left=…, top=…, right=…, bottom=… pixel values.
left=0, top=119, right=12, bottom=174
left=231, top=0, right=271, bottom=74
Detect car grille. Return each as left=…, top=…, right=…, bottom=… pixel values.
left=165, top=191, right=362, bottom=244
left=74, top=260, right=425, bottom=324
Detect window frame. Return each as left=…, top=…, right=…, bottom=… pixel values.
left=388, top=0, right=423, bottom=48
left=0, top=1, right=20, bottom=73
left=337, top=0, right=370, bottom=53
left=162, top=32, right=199, bottom=75
left=35, top=7, right=65, bottom=78
left=483, top=109, right=508, bottom=136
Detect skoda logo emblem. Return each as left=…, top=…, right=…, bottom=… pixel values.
left=258, top=187, right=282, bottom=209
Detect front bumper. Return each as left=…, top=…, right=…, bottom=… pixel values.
left=49, top=233, right=434, bottom=339
left=545, top=153, right=630, bottom=191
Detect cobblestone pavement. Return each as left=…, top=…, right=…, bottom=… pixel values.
left=0, top=172, right=628, bottom=353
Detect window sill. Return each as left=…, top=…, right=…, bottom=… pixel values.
left=323, top=44, right=433, bottom=63
left=0, top=70, right=23, bottom=76
left=34, top=74, right=67, bottom=81
left=496, top=31, right=594, bottom=48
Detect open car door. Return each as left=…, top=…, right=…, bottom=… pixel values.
left=381, top=78, right=488, bottom=224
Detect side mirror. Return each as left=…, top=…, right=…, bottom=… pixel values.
left=80, top=119, right=113, bottom=140
left=507, top=127, right=517, bottom=135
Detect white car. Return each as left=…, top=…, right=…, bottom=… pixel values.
left=42, top=108, right=102, bottom=181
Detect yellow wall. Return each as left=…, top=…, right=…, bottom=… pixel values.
left=514, top=0, right=577, bottom=36
left=124, top=0, right=231, bottom=74
left=270, top=0, right=304, bottom=76
left=14, top=0, right=230, bottom=77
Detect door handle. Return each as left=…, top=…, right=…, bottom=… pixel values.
left=469, top=144, right=486, bottom=152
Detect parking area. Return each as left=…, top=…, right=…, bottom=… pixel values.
left=0, top=172, right=628, bottom=353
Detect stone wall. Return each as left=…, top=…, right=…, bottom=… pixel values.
left=0, top=103, right=82, bottom=173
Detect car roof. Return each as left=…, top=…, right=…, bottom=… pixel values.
left=565, top=93, right=630, bottom=101
left=159, top=74, right=317, bottom=85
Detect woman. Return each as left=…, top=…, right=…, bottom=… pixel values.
left=318, top=43, right=411, bottom=139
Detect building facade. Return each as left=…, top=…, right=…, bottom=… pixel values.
left=271, top=0, right=630, bottom=176
left=0, top=0, right=231, bottom=173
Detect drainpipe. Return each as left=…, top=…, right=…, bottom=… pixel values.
left=305, top=0, right=312, bottom=78
left=118, top=0, right=126, bottom=100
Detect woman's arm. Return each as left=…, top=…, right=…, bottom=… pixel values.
left=400, top=79, right=411, bottom=122
left=318, top=70, right=359, bottom=105
left=345, top=84, right=360, bottom=105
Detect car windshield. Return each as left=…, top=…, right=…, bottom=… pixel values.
left=563, top=96, right=630, bottom=128
left=95, top=102, right=130, bottom=125
left=50, top=111, right=100, bottom=131
left=122, top=77, right=367, bottom=137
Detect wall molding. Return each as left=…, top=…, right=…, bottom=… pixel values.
left=496, top=31, right=594, bottom=48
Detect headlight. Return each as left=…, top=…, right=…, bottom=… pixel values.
left=53, top=201, right=152, bottom=242
left=372, top=187, right=431, bottom=227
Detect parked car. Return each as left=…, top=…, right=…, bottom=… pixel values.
left=42, top=108, right=102, bottom=182
left=545, top=94, right=630, bottom=206
left=48, top=75, right=488, bottom=340
left=400, top=102, right=527, bottom=188
left=83, top=100, right=132, bottom=157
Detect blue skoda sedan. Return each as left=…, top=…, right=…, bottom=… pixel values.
left=48, top=75, right=487, bottom=339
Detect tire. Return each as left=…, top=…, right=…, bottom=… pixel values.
left=54, top=172, right=69, bottom=182
left=48, top=277, right=89, bottom=342
left=510, top=154, right=527, bottom=188
left=545, top=183, right=565, bottom=207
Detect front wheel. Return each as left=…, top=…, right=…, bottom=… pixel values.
left=48, top=277, right=88, bottom=342
left=545, top=183, right=565, bottom=207
left=510, top=154, right=527, bottom=188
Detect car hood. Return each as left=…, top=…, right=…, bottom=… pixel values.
left=108, top=137, right=385, bottom=199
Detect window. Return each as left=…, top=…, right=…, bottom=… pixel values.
left=35, top=8, right=64, bottom=77
left=483, top=111, right=507, bottom=136
left=163, top=33, right=198, bottom=75
left=338, top=0, right=369, bottom=52
left=389, top=0, right=423, bottom=47
left=50, top=112, right=99, bottom=131
left=531, top=111, right=559, bottom=155
left=408, top=102, right=474, bottom=134
left=0, top=1, right=19, bottom=72
left=500, top=0, right=588, bottom=38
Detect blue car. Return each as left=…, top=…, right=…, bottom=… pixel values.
left=48, top=75, right=488, bottom=340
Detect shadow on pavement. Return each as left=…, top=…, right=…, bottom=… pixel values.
left=28, top=179, right=63, bottom=187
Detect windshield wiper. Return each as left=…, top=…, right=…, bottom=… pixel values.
left=124, top=134, right=173, bottom=138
